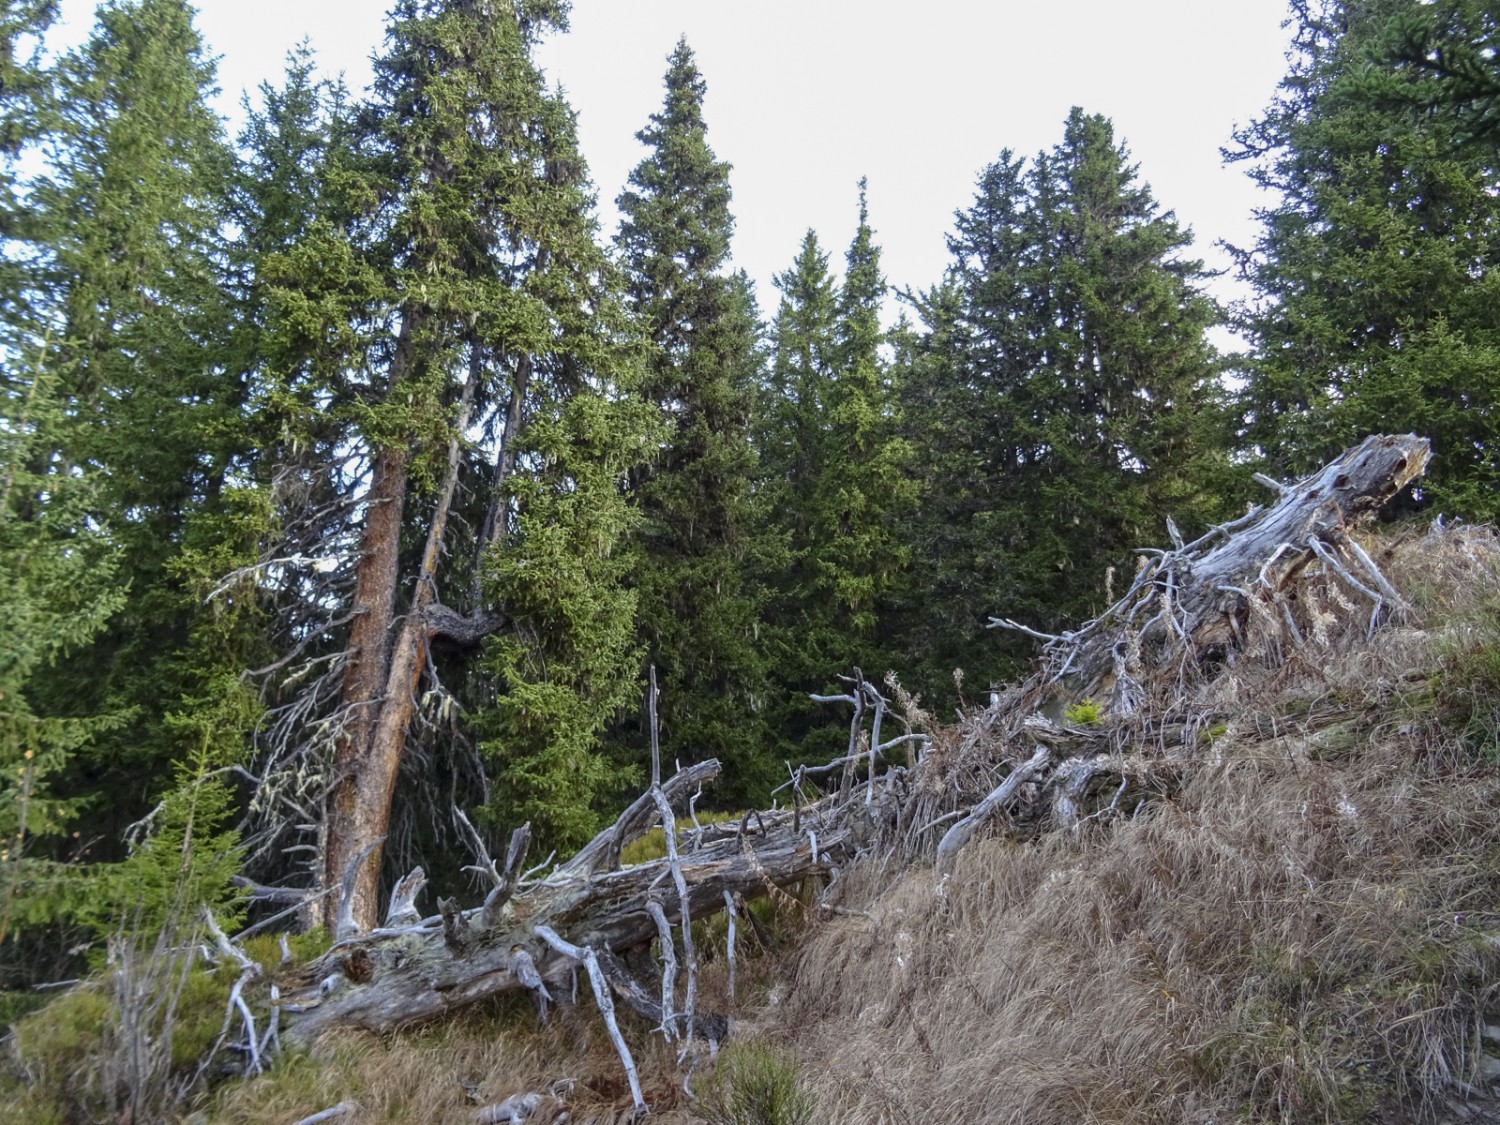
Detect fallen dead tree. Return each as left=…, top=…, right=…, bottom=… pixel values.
left=992, top=432, right=1432, bottom=705
left=200, top=434, right=1432, bottom=1108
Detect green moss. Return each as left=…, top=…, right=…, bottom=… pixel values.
left=0, top=989, right=48, bottom=1030
left=11, top=985, right=111, bottom=1064
left=621, top=809, right=744, bottom=866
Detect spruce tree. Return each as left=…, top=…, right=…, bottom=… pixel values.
left=0, top=1, right=131, bottom=977
left=821, top=181, right=912, bottom=657
left=0, top=345, right=126, bottom=980
left=239, top=0, right=655, bottom=924
left=23, top=0, right=240, bottom=846
left=613, top=38, right=771, bottom=805
left=754, top=231, right=840, bottom=751
left=1230, top=0, right=1500, bottom=519
left=903, top=112, right=1226, bottom=699
left=756, top=193, right=914, bottom=758
left=899, top=151, right=1048, bottom=697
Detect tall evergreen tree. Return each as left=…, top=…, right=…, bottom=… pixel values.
left=240, top=0, right=655, bottom=926
left=613, top=38, right=771, bottom=805
left=820, top=181, right=913, bottom=659
left=903, top=111, right=1226, bottom=699
left=756, top=190, right=913, bottom=758
left=0, top=0, right=130, bottom=982
left=24, top=0, right=241, bottom=844
left=1230, top=0, right=1500, bottom=519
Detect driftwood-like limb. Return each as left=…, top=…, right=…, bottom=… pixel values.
left=204, top=906, right=271, bottom=1077
left=813, top=669, right=868, bottom=801
left=647, top=898, right=678, bottom=1041
left=508, top=945, right=551, bottom=1020
left=534, top=925, right=646, bottom=1113
left=936, top=746, right=1051, bottom=874
left=723, top=890, right=738, bottom=1002
left=481, top=824, right=532, bottom=930
left=561, top=759, right=721, bottom=877
left=473, top=1093, right=563, bottom=1124
left=647, top=667, right=699, bottom=1047
left=203, top=907, right=260, bottom=978
left=864, top=682, right=887, bottom=807
left=289, top=1101, right=359, bottom=1125
left=454, top=807, right=503, bottom=889
left=421, top=602, right=507, bottom=646
left=438, top=896, right=470, bottom=953
left=1053, top=757, right=1104, bottom=833
left=592, top=946, right=729, bottom=1044
left=384, top=867, right=427, bottom=928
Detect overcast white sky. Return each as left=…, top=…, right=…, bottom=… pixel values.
left=52, top=0, right=1295, bottom=321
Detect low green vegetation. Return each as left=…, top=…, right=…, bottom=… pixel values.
left=699, top=1040, right=816, bottom=1125
left=1061, top=698, right=1104, bottom=728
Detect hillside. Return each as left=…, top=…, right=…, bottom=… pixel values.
left=11, top=435, right=1500, bottom=1124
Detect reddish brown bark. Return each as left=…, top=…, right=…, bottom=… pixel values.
left=323, top=358, right=482, bottom=934
left=324, top=446, right=409, bottom=931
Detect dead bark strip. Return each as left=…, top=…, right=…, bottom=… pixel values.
left=324, top=444, right=408, bottom=932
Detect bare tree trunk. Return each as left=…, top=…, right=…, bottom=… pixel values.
left=322, top=338, right=489, bottom=934
left=323, top=444, right=408, bottom=933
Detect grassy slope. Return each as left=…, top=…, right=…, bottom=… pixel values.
left=10, top=523, right=1500, bottom=1124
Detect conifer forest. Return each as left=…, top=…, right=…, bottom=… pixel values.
left=7, top=1, right=1500, bottom=1120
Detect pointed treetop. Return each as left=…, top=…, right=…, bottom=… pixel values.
left=843, top=176, right=885, bottom=318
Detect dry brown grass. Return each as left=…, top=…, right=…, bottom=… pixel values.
left=773, top=523, right=1500, bottom=1124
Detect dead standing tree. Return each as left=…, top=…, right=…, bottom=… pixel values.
left=205, top=435, right=1431, bottom=1103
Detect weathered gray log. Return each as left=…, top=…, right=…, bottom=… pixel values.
left=281, top=760, right=849, bottom=1042
left=1180, top=433, right=1428, bottom=625
left=992, top=434, right=1432, bottom=703
left=935, top=746, right=1050, bottom=874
